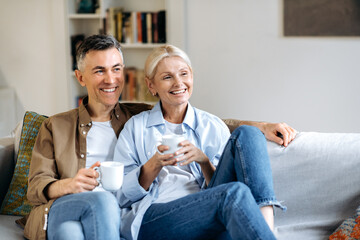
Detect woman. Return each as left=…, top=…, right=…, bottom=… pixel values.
left=114, top=45, right=295, bottom=240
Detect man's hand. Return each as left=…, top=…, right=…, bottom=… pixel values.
left=260, top=122, right=297, bottom=147
left=68, top=162, right=100, bottom=193
left=45, top=162, right=100, bottom=200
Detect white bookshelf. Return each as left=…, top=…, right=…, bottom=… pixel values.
left=64, top=0, right=184, bottom=109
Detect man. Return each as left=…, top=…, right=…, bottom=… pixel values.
left=25, top=35, right=296, bottom=240
left=25, top=35, right=152, bottom=240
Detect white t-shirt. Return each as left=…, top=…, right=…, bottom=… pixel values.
left=154, top=121, right=200, bottom=203
left=86, top=120, right=117, bottom=191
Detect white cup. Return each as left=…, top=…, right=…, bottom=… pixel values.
left=94, top=161, right=124, bottom=191
left=158, top=134, right=186, bottom=155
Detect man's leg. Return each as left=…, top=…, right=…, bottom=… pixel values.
left=208, top=125, right=286, bottom=230
left=47, top=191, right=120, bottom=240
left=51, top=221, right=84, bottom=240
left=138, top=182, right=276, bottom=240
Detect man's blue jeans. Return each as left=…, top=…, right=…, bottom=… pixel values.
left=47, top=191, right=120, bottom=240
left=138, top=126, right=283, bottom=240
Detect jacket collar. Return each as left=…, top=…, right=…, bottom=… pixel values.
left=146, top=101, right=196, bottom=131
left=78, top=96, right=121, bottom=127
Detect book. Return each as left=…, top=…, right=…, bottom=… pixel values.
left=146, top=13, right=152, bottom=43
left=71, top=34, right=85, bottom=70
left=137, top=12, right=143, bottom=43
left=122, top=12, right=132, bottom=43
left=152, top=12, right=159, bottom=43
left=141, top=12, right=148, bottom=43
left=136, top=69, right=146, bottom=101
left=131, top=12, right=137, bottom=43
left=158, top=10, right=166, bottom=43
left=116, top=10, right=123, bottom=42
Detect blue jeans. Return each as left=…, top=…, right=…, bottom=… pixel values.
left=47, top=191, right=120, bottom=240
left=138, top=126, right=283, bottom=240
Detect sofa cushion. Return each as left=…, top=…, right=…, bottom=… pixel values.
left=0, top=112, right=47, bottom=216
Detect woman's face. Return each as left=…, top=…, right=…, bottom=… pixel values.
left=148, top=56, right=193, bottom=110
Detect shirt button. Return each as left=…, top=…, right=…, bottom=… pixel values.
left=88, top=123, right=92, bottom=126
left=116, top=115, right=119, bottom=118
left=147, top=152, right=151, bottom=156
left=80, top=124, right=84, bottom=127
left=80, top=154, right=85, bottom=158
left=82, top=131, right=86, bottom=135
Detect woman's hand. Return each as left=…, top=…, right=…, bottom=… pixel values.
left=174, top=140, right=215, bottom=185
left=259, top=122, right=297, bottom=147
left=139, top=145, right=177, bottom=190
left=174, top=140, right=209, bottom=166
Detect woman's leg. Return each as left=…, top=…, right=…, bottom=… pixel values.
left=138, top=182, right=276, bottom=240
left=47, top=191, right=120, bottom=240
left=208, top=125, right=286, bottom=230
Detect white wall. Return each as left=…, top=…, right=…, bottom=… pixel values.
left=185, top=0, right=360, bottom=132
left=0, top=0, right=68, bottom=119
left=1, top=0, right=360, bottom=133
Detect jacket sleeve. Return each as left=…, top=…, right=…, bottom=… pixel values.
left=27, top=120, right=58, bottom=206
left=114, top=117, right=152, bottom=208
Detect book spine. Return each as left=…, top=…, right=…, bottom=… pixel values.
left=137, top=12, right=142, bottom=43
left=141, top=12, right=148, bottom=43
left=131, top=12, right=137, bottom=43
left=146, top=13, right=152, bottom=44
left=158, top=10, right=166, bottom=43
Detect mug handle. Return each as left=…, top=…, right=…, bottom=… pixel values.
left=156, top=141, right=165, bottom=155
left=93, top=166, right=101, bottom=185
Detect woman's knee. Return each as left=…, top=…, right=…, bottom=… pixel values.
left=232, top=125, right=262, bottom=139
left=221, top=182, right=252, bottom=201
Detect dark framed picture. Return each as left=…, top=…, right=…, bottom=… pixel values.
left=284, top=0, right=360, bottom=36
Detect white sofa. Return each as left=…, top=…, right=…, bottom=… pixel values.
left=1, top=123, right=360, bottom=239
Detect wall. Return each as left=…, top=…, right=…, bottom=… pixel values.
left=0, top=0, right=68, bottom=121
left=185, top=0, right=360, bottom=132
left=1, top=0, right=360, bottom=133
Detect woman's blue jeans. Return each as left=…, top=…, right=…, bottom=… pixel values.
left=47, top=191, right=120, bottom=240
left=138, top=126, right=283, bottom=240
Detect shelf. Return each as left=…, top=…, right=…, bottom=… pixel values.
left=121, top=43, right=166, bottom=49
left=68, top=14, right=102, bottom=19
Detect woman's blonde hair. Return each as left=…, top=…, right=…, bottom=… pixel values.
left=144, top=45, right=192, bottom=80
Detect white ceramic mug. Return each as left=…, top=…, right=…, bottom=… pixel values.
left=94, top=161, right=124, bottom=191
left=158, top=134, right=186, bottom=155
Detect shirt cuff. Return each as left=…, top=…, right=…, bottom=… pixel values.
left=122, top=166, right=149, bottom=202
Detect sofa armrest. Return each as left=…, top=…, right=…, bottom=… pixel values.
left=0, top=137, right=15, bottom=207
left=222, top=119, right=242, bottom=133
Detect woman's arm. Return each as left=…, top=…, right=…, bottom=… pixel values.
left=139, top=145, right=177, bottom=190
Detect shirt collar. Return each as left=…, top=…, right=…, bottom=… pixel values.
left=146, top=101, right=196, bottom=131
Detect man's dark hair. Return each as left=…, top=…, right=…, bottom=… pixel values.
left=76, top=35, right=123, bottom=71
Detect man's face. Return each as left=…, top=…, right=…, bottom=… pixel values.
left=76, top=48, right=124, bottom=109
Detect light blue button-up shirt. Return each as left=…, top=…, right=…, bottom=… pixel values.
left=114, top=102, right=230, bottom=240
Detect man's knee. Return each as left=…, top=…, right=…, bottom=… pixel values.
left=87, top=191, right=120, bottom=215
left=52, top=221, right=84, bottom=240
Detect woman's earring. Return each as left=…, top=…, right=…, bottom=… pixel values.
left=152, top=92, right=156, bottom=96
